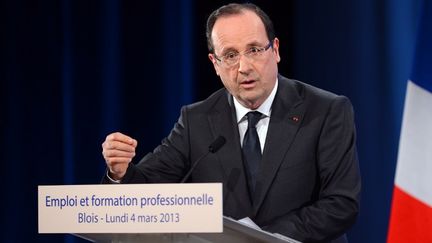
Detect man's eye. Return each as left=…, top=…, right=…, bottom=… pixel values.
left=249, top=47, right=260, bottom=54
left=225, top=52, right=238, bottom=60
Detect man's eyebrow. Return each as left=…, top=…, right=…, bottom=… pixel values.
left=246, top=41, right=262, bottom=47
left=219, top=41, right=264, bottom=55
left=218, top=47, right=238, bottom=56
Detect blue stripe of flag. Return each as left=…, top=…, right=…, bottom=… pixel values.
left=411, top=0, right=432, bottom=93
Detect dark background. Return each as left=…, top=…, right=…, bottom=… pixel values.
left=0, top=0, right=423, bottom=242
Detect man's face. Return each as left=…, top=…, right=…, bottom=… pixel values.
left=209, top=10, right=280, bottom=110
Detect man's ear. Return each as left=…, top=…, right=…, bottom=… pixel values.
left=272, top=38, right=281, bottom=63
left=208, top=53, right=220, bottom=76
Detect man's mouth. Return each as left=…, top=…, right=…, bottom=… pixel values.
left=240, top=79, right=256, bottom=85
left=239, top=79, right=257, bottom=89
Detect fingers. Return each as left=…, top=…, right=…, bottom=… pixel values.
left=102, top=132, right=138, bottom=180
left=102, top=132, right=137, bottom=154
left=103, top=149, right=135, bottom=159
left=103, top=140, right=136, bottom=153
left=106, top=132, right=137, bottom=148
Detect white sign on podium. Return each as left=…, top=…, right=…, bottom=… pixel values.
left=38, top=183, right=222, bottom=234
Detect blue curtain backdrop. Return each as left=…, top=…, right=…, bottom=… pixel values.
left=0, top=0, right=423, bottom=242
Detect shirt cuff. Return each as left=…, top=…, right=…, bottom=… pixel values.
left=106, top=170, right=121, bottom=183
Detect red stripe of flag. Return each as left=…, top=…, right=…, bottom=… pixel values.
left=387, top=186, right=432, bottom=243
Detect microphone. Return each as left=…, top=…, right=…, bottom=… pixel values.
left=180, top=136, right=226, bottom=183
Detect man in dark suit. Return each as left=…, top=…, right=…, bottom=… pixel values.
left=102, top=3, right=360, bottom=243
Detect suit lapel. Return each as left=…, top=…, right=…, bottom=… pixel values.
left=208, top=92, right=253, bottom=214
left=252, top=77, right=305, bottom=213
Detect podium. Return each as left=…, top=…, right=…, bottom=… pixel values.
left=39, top=184, right=301, bottom=243
left=74, top=216, right=299, bottom=243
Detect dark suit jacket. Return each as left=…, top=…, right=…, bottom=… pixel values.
left=104, top=75, right=361, bottom=242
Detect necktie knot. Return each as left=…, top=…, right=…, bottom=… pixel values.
left=246, top=111, right=262, bottom=128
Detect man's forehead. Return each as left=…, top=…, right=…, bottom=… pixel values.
left=212, top=10, right=262, bottom=33
left=211, top=11, right=266, bottom=50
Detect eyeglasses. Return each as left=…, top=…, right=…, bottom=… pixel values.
left=213, top=40, right=273, bottom=67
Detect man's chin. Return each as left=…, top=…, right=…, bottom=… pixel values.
left=238, top=95, right=262, bottom=110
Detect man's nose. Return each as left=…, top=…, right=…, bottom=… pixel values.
left=238, top=54, right=253, bottom=74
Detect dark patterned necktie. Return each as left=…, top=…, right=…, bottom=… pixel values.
left=242, top=111, right=262, bottom=194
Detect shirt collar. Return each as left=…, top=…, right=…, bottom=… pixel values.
left=234, top=78, right=278, bottom=123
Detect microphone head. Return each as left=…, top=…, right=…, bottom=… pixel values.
left=208, top=136, right=226, bottom=153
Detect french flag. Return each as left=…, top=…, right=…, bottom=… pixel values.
left=387, top=1, right=432, bottom=242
